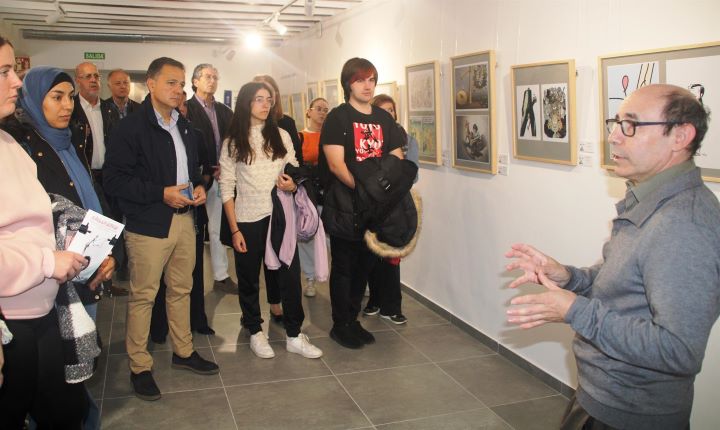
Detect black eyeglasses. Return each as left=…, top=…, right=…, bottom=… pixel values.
left=605, top=118, right=680, bottom=137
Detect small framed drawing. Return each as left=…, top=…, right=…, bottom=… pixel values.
left=280, top=94, right=291, bottom=116
left=290, top=92, right=306, bottom=130
left=322, top=79, right=342, bottom=110
left=406, top=61, right=442, bottom=165
left=306, top=81, right=319, bottom=104
left=599, top=41, right=720, bottom=181
left=451, top=50, right=497, bottom=174
left=511, top=60, right=577, bottom=165
left=375, top=81, right=401, bottom=122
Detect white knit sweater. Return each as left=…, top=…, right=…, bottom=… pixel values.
left=218, top=124, right=298, bottom=222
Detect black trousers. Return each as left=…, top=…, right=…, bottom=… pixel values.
left=0, top=309, right=87, bottom=430
left=233, top=216, right=304, bottom=337
left=367, top=257, right=402, bottom=315
left=150, top=219, right=210, bottom=340
left=329, top=235, right=377, bottom=325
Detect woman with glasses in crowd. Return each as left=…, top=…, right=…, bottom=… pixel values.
left=297, top=97, right=329, bottom=297
left=218, top=81, right=322, bottom=360
left=0, top=35, right=90, bottom=430
left=252, top=74, right=302, bottom=323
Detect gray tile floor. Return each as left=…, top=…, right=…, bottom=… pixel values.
left=91, top=248, right=568, bottom=429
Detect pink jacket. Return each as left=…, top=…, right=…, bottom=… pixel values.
left=0, top=130, right=58, bottom=320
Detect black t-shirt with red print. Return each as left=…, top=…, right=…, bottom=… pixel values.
left=319, top=102, right=401, bottom=166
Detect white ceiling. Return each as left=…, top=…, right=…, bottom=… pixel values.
left=1, top=0, right=365, bottom=46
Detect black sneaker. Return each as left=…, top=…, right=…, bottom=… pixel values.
left=380, top=313, right=408, bottom=325
left=330, top=323, right=364, bottom=349
left=362, top=305, right=380, bottom=316
left=352, top=320, right=376, bottom=344
left=130, top=371, right=161, bottom=401
left=171, top=351, right=220, bottom=375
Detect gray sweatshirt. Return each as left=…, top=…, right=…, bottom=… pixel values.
left=564, top=166, right=720, bottom=429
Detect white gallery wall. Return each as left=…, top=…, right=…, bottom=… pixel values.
left=274, top=0, right=720, bottom=427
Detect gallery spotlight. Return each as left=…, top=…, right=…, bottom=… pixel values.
left=45, top=0, right=66, bottom=24
left=267, top=12, right=287, bottom=36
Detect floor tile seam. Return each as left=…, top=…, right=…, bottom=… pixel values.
left=430, top=351, right=500, bottom=365
left=103, top=385, right=226, bottom=401
left=435, top=363, right=520, bottom=430
left=369, top=406, right=492, bottom=428
left=222, top=373, right=336, bottom=390
left=427, top=360, right=522, bottom=429
left=323, top=358, right=376, bottom=429
left=206, top=338, right=240, bottom=430
left=332, top=360, right=435, bottom=377
left=488, top=393, right=566, bottom=409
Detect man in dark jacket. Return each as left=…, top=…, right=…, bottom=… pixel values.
left=319, top=57, right=403, bottom=349
left=71, top=61, right=128, bottom=296
left=104, top=68, right=141, bottom=121
left=103, top=57, right=219, bottom=402
left=186, top=63, right=236, bottom=294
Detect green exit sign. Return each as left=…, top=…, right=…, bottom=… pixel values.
left=84, top=52, right=105, bottom=60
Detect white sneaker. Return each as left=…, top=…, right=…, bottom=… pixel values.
left=250, top=331, right=275, bottom=359
left=286, top=333, right=323, bottom=358
left=304, top=279, right=316, bottom=297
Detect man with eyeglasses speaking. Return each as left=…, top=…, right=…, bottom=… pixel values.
left=505, top=84, right=720, bottom=429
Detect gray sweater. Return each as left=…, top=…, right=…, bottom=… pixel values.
left=564, top=166, right=720, bottom=429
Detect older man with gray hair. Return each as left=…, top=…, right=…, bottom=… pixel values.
left=186, top=63, right=236, bottom=294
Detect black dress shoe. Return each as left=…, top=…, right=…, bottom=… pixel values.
left=130, top=371, right=161, bottom=401
left=330, top=323, right=364, bottom=349
left=195, top=326, right=216, bottom=335
left=352, top=320, right=375, bottom=344
left=171, top=351, right=219, bottom=375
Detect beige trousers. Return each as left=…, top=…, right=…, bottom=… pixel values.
left=125, top=212, right=195, bottom=374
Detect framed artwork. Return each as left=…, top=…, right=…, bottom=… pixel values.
left=405, top=61, right=442, bottom=165
left=290, top=92, right=306, bottom=130
left=306, top=81, right=319, bottom=104
left=322, top=79, right=342, bottom=109
left=375, top=81, right=401, bottom=123
left=450, top=50, right=497, bottom=174
left=599, top=41, right=720, bottom=181
left=280, top=94, right=291, bottom=116
left=511, top=60, right=577, bottom=165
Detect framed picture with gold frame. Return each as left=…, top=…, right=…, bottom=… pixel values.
left=406, top=61, right=442, bottom=165
left=322, top=78, right=342, bottom=110
left=511, top=59, right=577, bottom=165
left=599, top=41, right=720, bottom=181
left=450, top=50, right=497, bottom=174
left=306, top=81, right=319, bottom=104
left=290, top=92, right=306, bottom=130
left=280, top=94, right=291, bottom=116
left=375, top=80, right=400, bottom=120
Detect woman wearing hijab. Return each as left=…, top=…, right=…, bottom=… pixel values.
left=8, top=66, right=116, bottom=320
left=0, top=36, right=89, bottom=430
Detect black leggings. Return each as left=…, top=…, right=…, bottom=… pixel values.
left=233, top=216, right=304, bottom=337
left=0, top=309, right=87, bottom=430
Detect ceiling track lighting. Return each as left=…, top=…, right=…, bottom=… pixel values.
left=265, top=12, right=287, bottom=36
left=45, top=0, right=66, bottom=25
